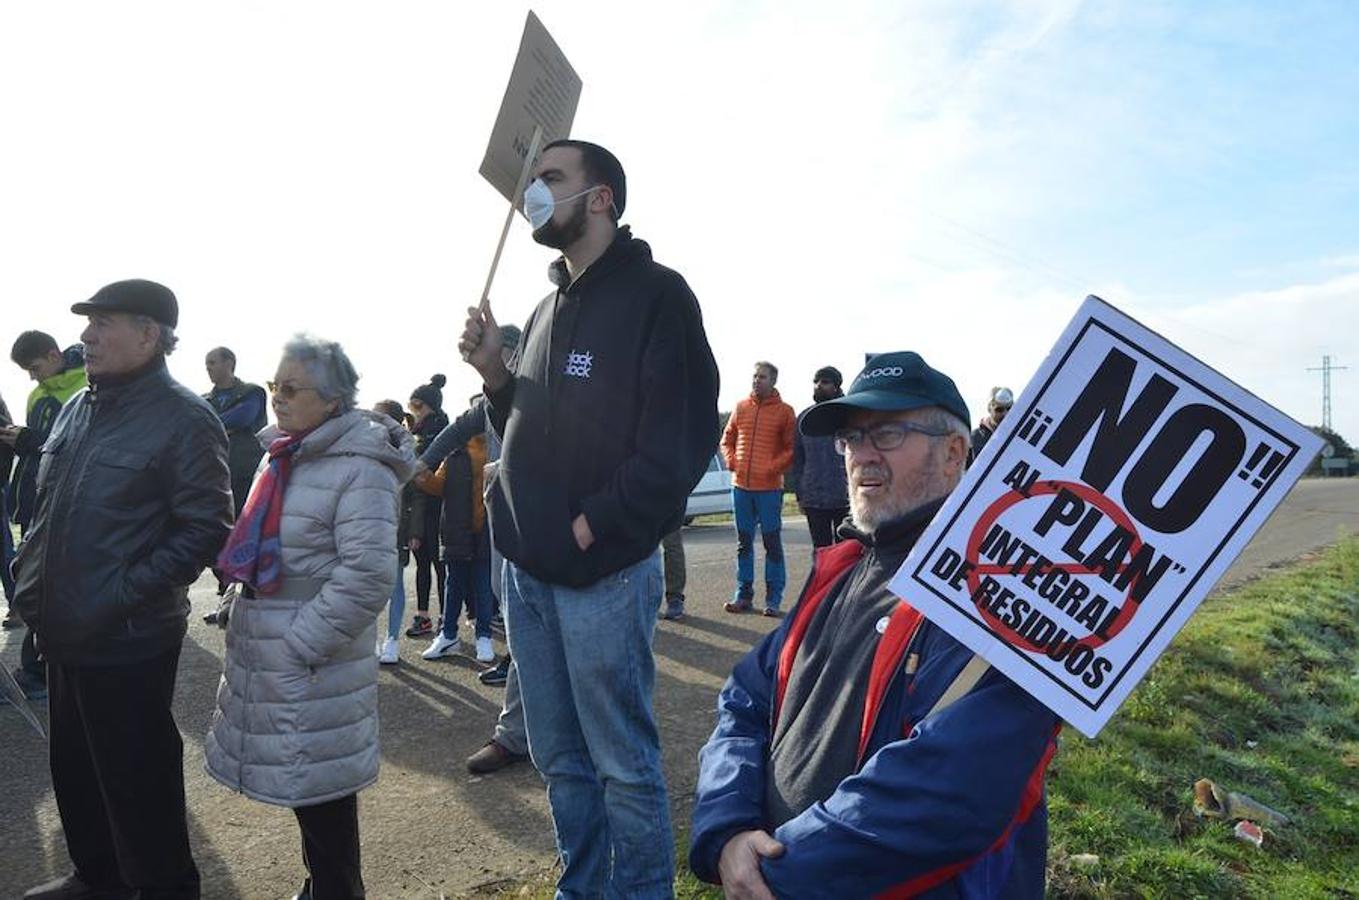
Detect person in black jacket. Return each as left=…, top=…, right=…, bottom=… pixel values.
left=203, top=346, right=268, bottom=519
left=4, top=334, right=88, bottom=535
left=404, top=374, right=449, bottom=637
left=460, top=139, right=719, bottom=898
left=203, top=346, right=269, bottom=602
left=791, top=365, right=851, bottom=547
left=13, top=280, right=233, bottom=900
left=3, top=335, right=87, bottom=688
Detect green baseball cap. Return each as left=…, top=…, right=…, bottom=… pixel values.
left=798, top=351, right=970, bottom=436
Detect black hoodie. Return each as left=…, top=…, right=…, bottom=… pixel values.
left=486, top=227, right=720, bottom=587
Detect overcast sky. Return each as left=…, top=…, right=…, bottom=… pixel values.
left=2, top=1, right=1356, bottom=444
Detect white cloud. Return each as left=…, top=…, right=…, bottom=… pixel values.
left=1321, top=254, right=1359, bottom=271
left=1140, top=272, right=1359, bottom=439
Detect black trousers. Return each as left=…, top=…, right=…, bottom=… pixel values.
left=294, top=794, right=365, bottom=899
left=412, top=540, right=446, bottom=615
left=661, top=527, right=686, bottom=600
left=20, top=626, right=44, bottom=679
left=47, top=646, right=200, bottom=898
left=413, top=498, right=445, bottom=614
left=804, top=506, right=850, bottom=549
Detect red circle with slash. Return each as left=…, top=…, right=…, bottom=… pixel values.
left=964, top=480, right=1142, bottom=653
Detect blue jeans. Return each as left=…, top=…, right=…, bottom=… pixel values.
left=504, top=552, right=673, bottom=899
left=444, top=530, right=494, bottom=640
left=385, top=557, right=406, bottom=641
left=732, top=487, right=786, bottom=609
left=493, top=656, right=529, bottom=756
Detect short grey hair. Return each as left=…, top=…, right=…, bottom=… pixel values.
left=754, top=360, right=779, bottom=382
left=905, top=406, right=972, bottom=451
left=134, top=315, right=178, bottom=355
left=281, top=334, right=359, bottom=412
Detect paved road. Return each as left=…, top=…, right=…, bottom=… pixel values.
left=3, top=478, right=1356, bottom=898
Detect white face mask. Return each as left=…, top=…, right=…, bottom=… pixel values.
left=523, top=178, right=600, bottom=230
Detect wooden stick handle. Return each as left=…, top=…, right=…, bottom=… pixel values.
left=479, top=124, right=544, bottom=312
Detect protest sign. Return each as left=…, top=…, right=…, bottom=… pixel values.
left=479, top=11, right=582, bottom=204
left=472, top=11, right=581, bottom=317
left=888, top=295, right=1323, bottom=737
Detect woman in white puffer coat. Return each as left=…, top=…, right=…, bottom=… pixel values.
left=205, top=335, right=416, bottom=900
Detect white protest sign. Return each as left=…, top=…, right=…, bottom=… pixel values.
left=889, top=296, right=1323, bottom=737
left=469, top=11, right=582, bottom=319
left=479, top=10, right=582, bottom=204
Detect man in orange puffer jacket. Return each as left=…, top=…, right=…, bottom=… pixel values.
left=721, top=361, right=797, bottom=615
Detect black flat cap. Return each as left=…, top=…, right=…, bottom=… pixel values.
left=71, top=279, right=178, bottom=329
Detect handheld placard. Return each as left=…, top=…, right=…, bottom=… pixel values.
left=887, top=296, right=1323, bottom=737
left=473, top=10, right=581, bottom=324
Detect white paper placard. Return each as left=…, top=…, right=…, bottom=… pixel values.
left=888, top=295, right=1323, bottom=737
left=479, top=11, right=582, bottom=204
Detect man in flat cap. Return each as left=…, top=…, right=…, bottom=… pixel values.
left=14, top=279, right=233, bottom=900
left=690, top=352, right=1061, bottom=900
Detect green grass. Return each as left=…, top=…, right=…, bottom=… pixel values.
left=1046, top=536, right=1359, bottom=898
left=496, top=538, right=1359, bottom=898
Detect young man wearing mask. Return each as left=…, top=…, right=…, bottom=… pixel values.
left=460, top=139, right=719, bottom=898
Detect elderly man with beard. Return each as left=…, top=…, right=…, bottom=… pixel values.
left=689, top=352, right=1062, bottom=900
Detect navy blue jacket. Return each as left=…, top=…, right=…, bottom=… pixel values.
left=791, top=412, right=848, bottom=510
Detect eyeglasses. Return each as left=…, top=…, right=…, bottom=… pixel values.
left=834, top=421, right=950, bottom=455
left=267, top=381, right=321, bottom=400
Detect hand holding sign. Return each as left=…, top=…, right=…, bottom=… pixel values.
left=459, top=301, right=509, bottom=391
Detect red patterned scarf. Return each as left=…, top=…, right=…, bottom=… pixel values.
left=216, top=430, right=310, bottom=594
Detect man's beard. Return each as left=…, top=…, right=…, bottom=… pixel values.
left=813, top=386, right=840, bottom=403
left=532, top=196, right=589, bottom=250
left=849, top=454, right=952, bottom=532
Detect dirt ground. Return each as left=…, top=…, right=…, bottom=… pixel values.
left=3, top=478, right=1358, bottom=899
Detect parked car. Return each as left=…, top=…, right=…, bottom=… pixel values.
left=685, top=453, right=733, bottom=524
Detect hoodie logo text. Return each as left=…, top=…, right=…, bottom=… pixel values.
left=564, top=350, right=594, bottom=379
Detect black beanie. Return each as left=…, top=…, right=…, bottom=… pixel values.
left=411, top=373, right=446, bottom=411
left=814, top=366, right=844, bottom=387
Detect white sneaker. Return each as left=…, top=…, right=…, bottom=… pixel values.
left=475, top=636, right=495, bottom=662
left=378, top=637, right=400, bottom=665
left=421, top=633, right=462, bottom=660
